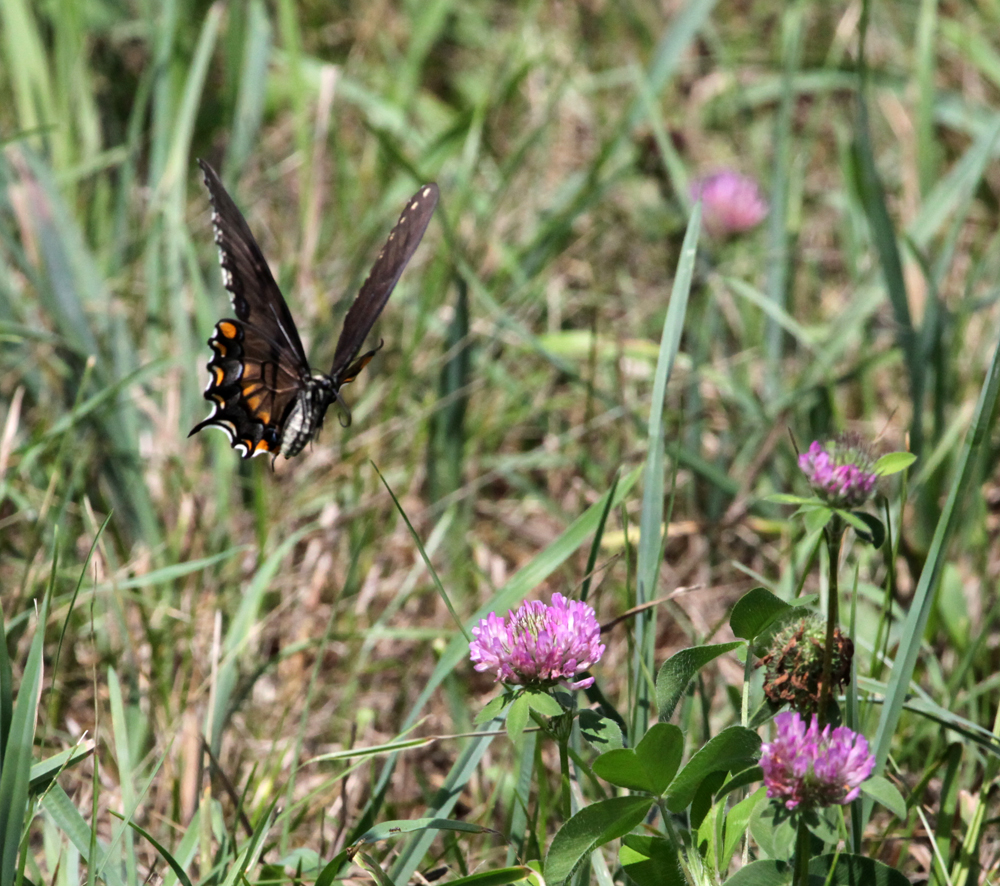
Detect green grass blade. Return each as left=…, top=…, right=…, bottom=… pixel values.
left=914, top=0, right=939, bottom=195
left=763, top=0, right=804, bottom=395
left=117, top=819, right=193, bottom=886
left=308, top=730, right=439, bottom=763
left=867, top=323, right=1000, bottom=825
left=33, top=360, right=167, bottom=446
left=53, top=514, right=112, bottom=682
left=225, top=0, right=272, bottom=180
left=723, top=277, right=816, bottom=349
left=274, top=0, right=308, bottom=180
left=0, top=0, right=54, bottom=140
left=374, top=464, right=468, bottom=641
left=427, top=276, right=471, bottom=500
left=907, top=113, right=1000, bottom=254
left=28, top=740, right=94, bottom=794
left=157, top=807, right=201, bottom=886
left=41, top=786, right=125, bottom=886
left=632, top=203, right=700, bottom=739
left=10, top=150, right=160, bottom=545
left=88, top=548, right=248, bottom=594
left=358, top=817, right=495, bottom=844
left=0, top=577, right=49, bottom=886
left=505, top=729, right=538, bottom=866
left=853, top=96, right=920, bottom=453
left=218, top=802, right=276, bottom=886
left=626, top=0, right=718, bottom=130
left=392, top=0, right=454, bottom=109
left=939, top=17, right=1000, bottom=91
left=389, top=719, right=504, bottom=886
left=14, top=151, right=100, bottom=358
left=162, top=3, right=222, bottom=195
left=105, top=668, right=137, bottom=886
left=580, top=471, right=619, bottom=604
left=0, top=600, right=12, bottom=762
left=146, top=0, right=181, bottom=184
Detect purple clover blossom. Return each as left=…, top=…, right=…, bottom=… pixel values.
left=469, top=593, right=606, bottom=690
left=798, top=436, right=878, bottom=509
left=761, top=712, right=875, bottom=811
left=691, top=170, right=769, bottom=238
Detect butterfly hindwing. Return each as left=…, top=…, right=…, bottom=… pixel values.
left=329, top=183, right=439, bottom=382
left=190, top=317, right=309, bottom=457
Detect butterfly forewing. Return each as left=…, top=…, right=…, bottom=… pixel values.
left=198, top=159, right=310, bottom=366
left=329, top=183, right=439, bottom=381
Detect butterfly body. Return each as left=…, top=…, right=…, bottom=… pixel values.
left=278, top=375, right=331, bottom=457
left=190, top=160, right=438, bottom=459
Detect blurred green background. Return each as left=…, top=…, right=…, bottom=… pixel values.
left=2, top=0, right=1000, bottom=879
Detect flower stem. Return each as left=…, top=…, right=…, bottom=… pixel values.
left=543, top=711, right=575, bottom=821
left=792, top=815, right=811, bottom=886
left=558, top=732, right=572, bottom=820
left=818, top=517, right=844, bottom=727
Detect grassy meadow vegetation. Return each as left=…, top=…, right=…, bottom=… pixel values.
left=2, top=0, right=1000, bottom=882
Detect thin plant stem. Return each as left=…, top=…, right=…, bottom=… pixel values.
left=543, top=711, right=575, bottom=821
left=819, top=516, right=845, bottom=726
left=558, top=732, right=572, bottom=820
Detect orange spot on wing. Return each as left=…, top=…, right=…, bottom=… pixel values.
left=212, top=366, right=225, bottom=385
left=219, top=321, right=238, bottom=338
left=246, top=394, right=262, bottom=411
left=257, top=410, right=271, bottom=425
left=254, top=439, right=273, bottom=453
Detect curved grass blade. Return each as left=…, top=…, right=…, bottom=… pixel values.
left=40, top=786, right=124, bottom=886
left=354, top=817, right=497, bottom=846
left=373, top=462, right=467, bottom=642
left=0, top=569, right=49, bottom=886
left=114, top=817, right=194, bottom=886
left=632, top=202, right=700, bottom=739
left=865, top=323, right=1000, bottom=827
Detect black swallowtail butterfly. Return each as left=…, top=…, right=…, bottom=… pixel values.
left=190, top=160, right=438, bottom=459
